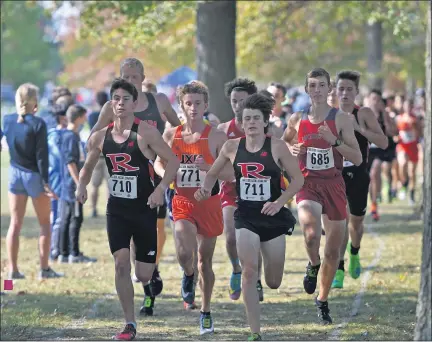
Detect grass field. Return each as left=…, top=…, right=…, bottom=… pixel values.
left=0, top=151, right=424, bottom=341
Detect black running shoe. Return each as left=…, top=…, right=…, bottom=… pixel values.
left=139, top=295, right=155, bottom=316
left=150, top=266, right=163, bottom=296
left=303, top=262, right=320, bottom=294
left=181, top=272, right=195, bottom=304
left=315, top=297, right=333, bottom=325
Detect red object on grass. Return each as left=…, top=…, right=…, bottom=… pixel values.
left=4, top=280, right=13, bottom=291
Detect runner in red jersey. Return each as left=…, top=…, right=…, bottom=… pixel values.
left=395, top=98, right=421, bottom=205
left=283, top=68, right=362, bottom=325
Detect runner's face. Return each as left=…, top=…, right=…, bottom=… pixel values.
left=267, top=86, right=284, bottom=106
left=336, top=79, right=357, bottom=106
left=306, top=76, right=330, bottom=104
left=231, top=90, right=249, bottom=118
left=121, top=66, right=144, bottom=90
left=181, top=93, right=208, bottom=121
left=327, top=88, right=338, bottom=107
left=111, top=88, right=136, bottom=117
left=368, top=93, right=382, bottom=111
left=242, top=108, right=267, bottom=136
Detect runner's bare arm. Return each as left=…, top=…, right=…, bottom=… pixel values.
left=383, top=111, right=398, bottom=137
left=331, top=113, right=362, bottom=166
left=283, top=112, right=304, bottom=156
left=154, top=127, right=176, bottom=179
left=273, top=139, right=304, bottom=204
left=142, top=126, right=180, bottom=190
left=201, top=139, right=234, bottom=192
left=214, top=131, right=235, bottom=181
left=357, top=107, right=388, bottom=149
left=156, top=93, right=181, bottom=127
left=76, top=129, right=105, bottom=203
left=217, top=121, right=230, bottom=135
left=88, top=101, right=114, bottom=138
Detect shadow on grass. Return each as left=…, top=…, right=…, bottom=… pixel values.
left=0, top=290, right=418, bottom=340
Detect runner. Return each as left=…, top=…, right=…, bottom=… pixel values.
left=366, top=89, right=398, bottom=220
left=218, top=77, right=267, bottom=302
left=89, top=58, right=181, bottom=314
left=395, top=98, right=421, bottom=205
left=266, top=82, right=288, bottom=132
left=384, top=95, right=400, bottom=202
left=76, top=78, right=179, bottom=341
left=195, top=93, right=303, bottom=340
left=331, top=70, right=388, bottom=289
left=154, top=81, right=233, bottom=335
left=283, top=68, right=362, bottom=324
left=327, top=81, right=338, bottom=108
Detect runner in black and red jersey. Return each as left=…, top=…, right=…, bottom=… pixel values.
left=77, top=78, right=179, bottom=340
left=331, top=70, right=388, bottom=289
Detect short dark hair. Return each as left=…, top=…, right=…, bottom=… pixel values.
left=258, top=89, right=274, bottom=99
left=96, top=91, right=109, bottom=107
left=240, top=93, right=275, bottom=134
left=336, top=70, right=361, bottom=90
left=369, top=88, right=383, bottom=98
left=110, top=78, right=138, bottom=101
left=224, top=78, right=257, bottom=97
left=305, top=68, right=331, bottom=90
left=268, top=82, right=287, bottom=96
left=66, top=104, right=87, bottom=123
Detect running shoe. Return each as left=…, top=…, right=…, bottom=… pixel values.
left=256, top=280, right=264, bottom=302
left=39, top=267, right=64, bottom=279
left=181, top=273, right=195, bottom=304
left=348, top=248, right=361, bottom=279
left=248, top=333, right=262, bottom=341
left=331, top=269, right=344, bottom=288
left=8, top=271, right=25, bottom=279
left=303, top=262, right=320, bottom=294
left=183, top=301, right=198, bottom=310
left=150, top=266, right=163, bottom=296
left=113, top=323, right=136, bottom=341
left=315, top=297, right=332, bottom=325
left=229, top=272, right=241, bottom=300
left=139, top=295, right=155, bottom=316
left=370, top=203, right=380, bottom=222
left=199, top=312, right=214, bottom=335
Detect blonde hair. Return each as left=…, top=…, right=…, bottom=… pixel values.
left=176, top=80, right=209, bottom=106
left=15, top=83, right=39, bottom=122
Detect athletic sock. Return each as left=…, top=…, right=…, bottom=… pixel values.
left=127, top=322, right=137, bottom=329
left=143, top=282, right=152, bottom=296
left=350, top=243, right=360, bottom=255
left=338, top=260, right=345, bottom=271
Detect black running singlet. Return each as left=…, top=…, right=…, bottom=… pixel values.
left=102, top=118, right=155, bottom=207
left=344, top=107, right=369, bottom=169
left=233, top=137, right=283, bottom=209
left=134, top=93, right=165, bottom=134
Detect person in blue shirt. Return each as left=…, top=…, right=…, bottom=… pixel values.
left=2, top=83, right=64, bottom=279
left=87, top=90, right=110, bottom=217
left=47, top=100, right=70, bottom=260
left=58, top=104, right=96, bottom=263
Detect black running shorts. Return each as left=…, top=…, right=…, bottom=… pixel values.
left=234, top=205, right=296, bottom=242
left=343, top=167, right=370, bottom=217
left=106, top=204, right=157, bottom=263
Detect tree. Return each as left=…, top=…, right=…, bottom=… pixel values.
left=196, top=1, right=236, bottom=121
left=366, top=21, right=383, bottom=90
left=0, top=1, right=62, bottom=88
left=414, top=3, right=431, bottom=340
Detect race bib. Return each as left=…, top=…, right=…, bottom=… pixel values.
left=306, top=147, right=334, bottom=170
left=240, top=177, right=271, bottom=201
left=343, top=159, right=354, bottom=167
left=400, top=130, right=416, bottom=144
left=176, top=164, right=206, bottom=188
left=108, top=175, right=137, bottom=199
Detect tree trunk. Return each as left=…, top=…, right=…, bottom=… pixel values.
left=414, top=3, right=431, bottom=341
left=366, top=21, right=383, bottom=90
left=196, top=0, right=236, bottom=122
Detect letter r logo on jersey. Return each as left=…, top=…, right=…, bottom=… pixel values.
left=237, top=162, right=268, bottom=179
left=106, top=153, right=140, bottom=173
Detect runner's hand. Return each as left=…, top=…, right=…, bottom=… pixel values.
left=148, top=186, right=164, bottom=208
left=195, top=156, right=210, bottom=171
left=318, top=121, right=337, bottom=145
left=194, top=187, right=211, bottom=201
left=261, top=201, right=284, bottom=216
left=290, top=143, right=306, bottom=157
left=75, top=184, right=87, bottom=204
left=43, top=184, right=58, bottom=200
